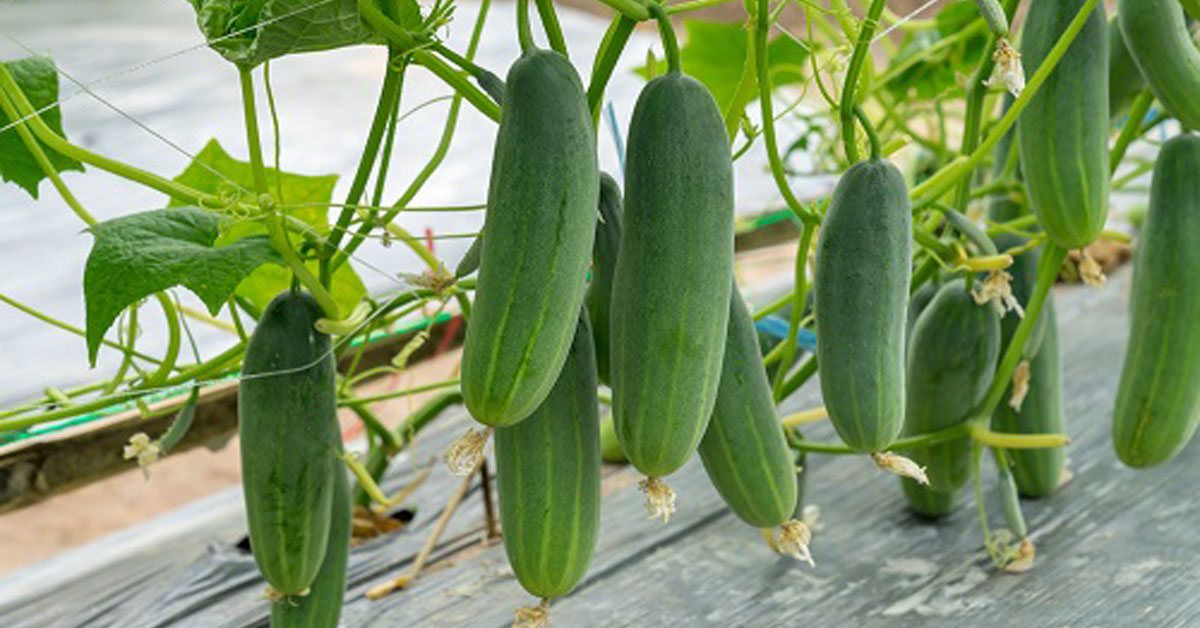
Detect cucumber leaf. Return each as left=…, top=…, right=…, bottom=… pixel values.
left=0, top=56, right=84, bottom=198
left=83, top=207, right=280, bottom=364
left=168, top=138, right=365, bottom=316
left=185, top=0, right=379, bottom=67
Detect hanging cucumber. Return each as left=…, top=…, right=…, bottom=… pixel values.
left=271, top=462, right=351, bottom=628
left=903, top=280, right=1001, bottom=495
left=698, top=287, right=798, bottom=529
left=461, top=49, right=599, bottom=427
left=495, top=310, right=601, bottom=600
left=586, top=172, right=623, bottom=387
left=1108, top=16, right=1146, bottom=119
left=992, top=299, right=1065, bottom=497
left=240, top=291, right=340, bottom=594
left=901, top=481, right=959, bottom=519
left=907, top=281, right=939, bottom=347
left=1118, top=0, right=1200, bottom=129
left=610, top=69, right=734, bottom=481
left=814, top=158, right=912, bottom=453
left=1113, top=133, right=1200, bottom=468
left=1018, top=0, right=1109, bottom=250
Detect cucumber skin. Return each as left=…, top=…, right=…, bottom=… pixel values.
left=611, top=71, right=734, bottom=478
left=903, top=280, right=1001, bottom=494
left=586, top=172, right=623, bottom=387
left=814, top=159, right=912, bottom=453
left=496, top=311, right=601, bottom=599
left=1113, top=134, right=1200, bottom=468
left=240, top=291, right=339, bottom=594
left=907, top=281, right=939, bottom=344
left=901, top=480, right=959, bottom=519
left=992, top=299, right=1065, bottom=497
left=1018, top=0, right=1109, bottom=250
left=271, top=463, right=351, bottom=628
left=1108, top=16, right=1146, bottom=118
left=462, top=50, right=599, bottom=428
left=698, top=287, right=798, bottom=529
left=1118, top=0, right=1200, bottom=129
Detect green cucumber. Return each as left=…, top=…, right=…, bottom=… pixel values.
left=907, top=281, right=939, bottom=343
left=903, top=279, right=1001, bottom=494
left=240, top=291, right=339, bottom=594
left=461, top=49, right=599, bottom=427
left=271, top=463, right=350, bottom=628
left=814, top=158, right=912, bottom=453
left=496, top=311, right=601, bottom=599
left=1108, top=16, right=1147, bottom=118
left=610, top=70, right=734, bottom=478
left=992, top=299, right=1065, bottom=497
left=599, top=410, right=628, bottom=463
left=698, top=287, right=798, bottom=529
left=1018, top=0, right=1109, bottom=250
left=455, top=238, right=482, bottom=279
left=1118, top=0, right=1200, bottom=129
left=586, top=172, right=623, bottom=387
left=901, top=481, right=959, bottom=519
left=993, top=235, right=1049, bottom=360
left=1113, top=133, right=1200, bottom=468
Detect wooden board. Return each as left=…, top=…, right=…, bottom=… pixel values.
left=3, top=265, right=1199, bottom=628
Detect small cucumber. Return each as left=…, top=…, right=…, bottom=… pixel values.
left=1118, top=0, right=1200, bottom=129
left=992, top=299, right=1065, bottom=497
left=698, top=287, right=798, bottom=529
left=271, top=462, right=351, bottom=628
left=903, top=280, right=1001, bottom=494
left=240, top=291, right=339, bottom=594
left=901, top=480, right=959, bottom=519
left=586, top=172, right=623, bottom=387
left=496, top=311, right=601, bottom=599
left=1113, top=133, right=1200, bottom=468
left=462, top=49, right=599, bottom=427
left=814, top=158, right=912, bottom=453
left=611, top=70, right=734, bottom=478
left=1018, top=0, right=1109, bottom=250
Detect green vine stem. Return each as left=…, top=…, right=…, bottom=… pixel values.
left=789, top=422, right=1068, bottom=455
left=853, top=105, right=882, bottom=160
left=323, top=63, right=406, bottom=284
left=517, top=0, right=536, bottom=53
left=533, top=0, right=569, bottom=56
left=0, top=65, right=220, bottom=207
left=839, top=0, right=887, bottom=164
left=1110, top=89, right=1155, bottom=175
left=772, top=221, right=815, bottom=401
left=587, top=15, right=637, bottom=125
left=146, top=293, right=182, bottom=386
left=755, top=0, right=819, bottom=225
left=647, top=2, right=681, bottom=74
left=339, top=377, right=461, bottom=406
left=237, top=67, right=341, bottom=319
left=910, top=0, right=1103, bottom=205
left=0, top=293, right=163, bottom=365
left=357, top=0, right=500, bottom=122
left=592, top=0, right=651, bottom=20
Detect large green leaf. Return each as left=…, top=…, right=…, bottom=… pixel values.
left=83, top=207, right=279, bottom=364
left=185, top=0, right=379, bottom=67
left=0, top=56, right=84, bottom=198
left=634, top=20, right=809, bottom=116
left=169, top=138, right=364, bottom=315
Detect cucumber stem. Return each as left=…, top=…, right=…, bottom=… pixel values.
left=517, top=0, right=535, bottom=53
left=533, top=0, right=569, bottom=56
left=647, top=3, right=681, bottom=74
left=839, top=0, right=887, bottom=164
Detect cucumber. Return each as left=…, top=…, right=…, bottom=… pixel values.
left=1018, top=0, right=1109, bottom=250
left=1118, top=0, right=1200, bottom=129
left=698, top=287, right=798, bottom=529
left=1113, top=133, right=1200, bottom=468
left=271, top=462, right=350, bottom=628
left=455, top=237, right=482, bottom=279
left=903, top=279, right=1001, bottom=494
left=907, top=281, right=939, bottom=343
left=598, top=410, right=628, bottom=463
left=461, top=49, right=599, bottom=427
left=240, top=291, right=339, bottom=594
left=586, top=172, right=623, bottom=386
left=1108, top=16, right=1147, bottom=118
left=992, top=300, right=1065, bottom=497
left=993, top=235, right=1049, bottom=361
left=814, top=158, right=912, bottom=453
left=610, top=70, right=734, bottom=478
left=901, top=480, right=959, bottom=519
left=496, top=310, right=601, bottom=599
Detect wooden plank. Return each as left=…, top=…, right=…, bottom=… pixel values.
left=5, top=266, right=1200, bottom=627
left=0, top=317, right=464, bottom=513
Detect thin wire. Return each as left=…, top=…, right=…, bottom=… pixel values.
left=0, top=0, right=340, bottom=137
left=873, top=0, right=944, bottom=42
left=1, top=31, right=249, bottom=195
